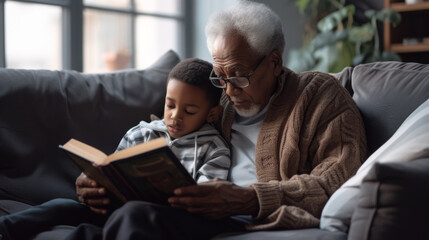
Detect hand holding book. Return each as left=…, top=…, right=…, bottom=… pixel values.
left=60, top=137, right=196, bottom=205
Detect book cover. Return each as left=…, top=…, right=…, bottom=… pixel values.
left=59, top=137, right=196, bottom=205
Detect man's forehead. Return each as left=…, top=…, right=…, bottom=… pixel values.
left=212, top=33, right=252, bottom=57
left=212, top=38, right=260, bottom=69
left=212, top=56, right=244, bottom=68
left=212, top=52, right=259, bottom=73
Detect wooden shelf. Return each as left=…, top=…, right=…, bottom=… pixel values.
left=384, top=0, right=429, bottom=63
left=390, top=2, right=429, bottom=12
left=391, top=43, right=429, bottom=53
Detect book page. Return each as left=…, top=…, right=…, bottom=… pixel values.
left=61, top=139, right=107, bottom=165
left=106, top=137, right=168, bottom=163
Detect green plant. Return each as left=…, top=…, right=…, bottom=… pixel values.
left=287, top=0, right=402, bottom=73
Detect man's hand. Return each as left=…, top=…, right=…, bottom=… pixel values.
left=168, top=179, right=259, bottom=219
left=75, top=172, right=111, bottom=215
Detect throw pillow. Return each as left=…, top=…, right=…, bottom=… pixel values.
left=347, top=158, right=429, bottom=240
left=320, top=97, right=429, bottom=232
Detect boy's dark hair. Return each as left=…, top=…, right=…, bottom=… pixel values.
left=168, top=58, right=222, bottom=107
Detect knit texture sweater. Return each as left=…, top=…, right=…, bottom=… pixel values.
left=219, top=67, right=367, bottom=230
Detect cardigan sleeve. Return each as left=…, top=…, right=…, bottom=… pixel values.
left=249, top=73, right=367, bottom=230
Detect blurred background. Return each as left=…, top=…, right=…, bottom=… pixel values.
left=1, top=0, right=427, bottom=73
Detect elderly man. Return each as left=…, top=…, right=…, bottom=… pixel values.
left=164, top=0, right=367, bottom=231
left=0, top=1, right=367, bottom=240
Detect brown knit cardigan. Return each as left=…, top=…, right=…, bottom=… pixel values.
left=219, top=67, right=367, bottom=230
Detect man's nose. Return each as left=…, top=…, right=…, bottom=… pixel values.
left=225, top=82, right=241, bottom=96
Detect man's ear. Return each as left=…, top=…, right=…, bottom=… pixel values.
left=270, top=50, right=283, bottom=77
left=206, top=105, right=223, bottom=123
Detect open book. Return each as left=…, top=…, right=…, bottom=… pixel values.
left=59, top=137, right=196, bottom=205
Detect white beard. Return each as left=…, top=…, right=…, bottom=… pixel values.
left=234, top=104, right=261, bottom=117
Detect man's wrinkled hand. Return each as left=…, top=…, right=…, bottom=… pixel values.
left=76, top=172, right=111, bottom=215
left=167, top=179, right=259, bottom=219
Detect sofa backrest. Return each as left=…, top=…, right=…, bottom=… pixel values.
left=334, top=61, right=429, bottom=154
left=0, top=50, right=180, bottom=205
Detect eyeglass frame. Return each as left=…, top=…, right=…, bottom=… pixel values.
left=209, top=55, right=266, bottom=89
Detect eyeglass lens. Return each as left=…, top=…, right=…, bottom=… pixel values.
left=211, top=77, right=249, bottom=88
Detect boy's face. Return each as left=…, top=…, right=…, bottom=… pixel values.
left=164, top=78, right=214, bottom=139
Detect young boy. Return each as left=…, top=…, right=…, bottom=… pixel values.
left=116, top=57, right=230, bottom=183
left=0, top=58, right=231, bottom=240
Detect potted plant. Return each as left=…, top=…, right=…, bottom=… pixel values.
left=287, top=0, right=402, bottom=73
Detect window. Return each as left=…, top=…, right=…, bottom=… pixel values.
left=83, top=9, right=133, bottom=72
left=4, top=1, right=62, bottom=70
left=0, top=0, right=187, bottom=72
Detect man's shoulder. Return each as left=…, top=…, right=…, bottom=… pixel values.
left=296, top=69, right=339, bottom=87
left=278, top=67, right=345, bottom=99
left=274, top=67, right=356, bottom=117
left=297, top=70, right=362, bottom=119
left=289, top=69, right=350, bottom=101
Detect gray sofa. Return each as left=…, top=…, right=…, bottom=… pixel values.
left=1, top=50, right=428, bottom=239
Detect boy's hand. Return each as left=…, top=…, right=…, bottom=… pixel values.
left=167, top=179, right=259, bottom=219
left=75, top=172, right=111, bottom=215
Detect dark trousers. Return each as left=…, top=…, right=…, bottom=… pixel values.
left=0, top=199, right=249, bottom=240
left=70, top=201, right=249, bottom=240
left=0, top=198, right=105, bottom=240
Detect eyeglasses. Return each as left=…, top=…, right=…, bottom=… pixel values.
left=209, top=56, right=266, bottom=89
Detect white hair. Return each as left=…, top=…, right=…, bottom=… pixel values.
left=205, top=0, right=285, bottom=56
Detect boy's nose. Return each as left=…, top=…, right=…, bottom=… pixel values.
left=171, top=109, right=182, bottom=120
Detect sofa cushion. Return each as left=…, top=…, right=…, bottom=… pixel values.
left=212, top=228, right=346, bottom=240
left=32, top=225, right=76, bottom=240
left=351, top=61, right=429, bottom=154
left=320, top=97, right=429, bottom=232
left=330, top=66, right=353, bottom=96
left=348, top=158, right=429, bottom=240
left=0, top=50, right=180, bottom=205
left=0, top=200, right=32, bottom=216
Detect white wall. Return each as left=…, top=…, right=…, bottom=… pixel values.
left=192, top=0, right=239, bottom=62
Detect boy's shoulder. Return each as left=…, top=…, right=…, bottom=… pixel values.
left=178, top=123, right=227, bottom=147
left=191, top=123, right=220, bottom=137
left=124, top=120, right=167, bottom=140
